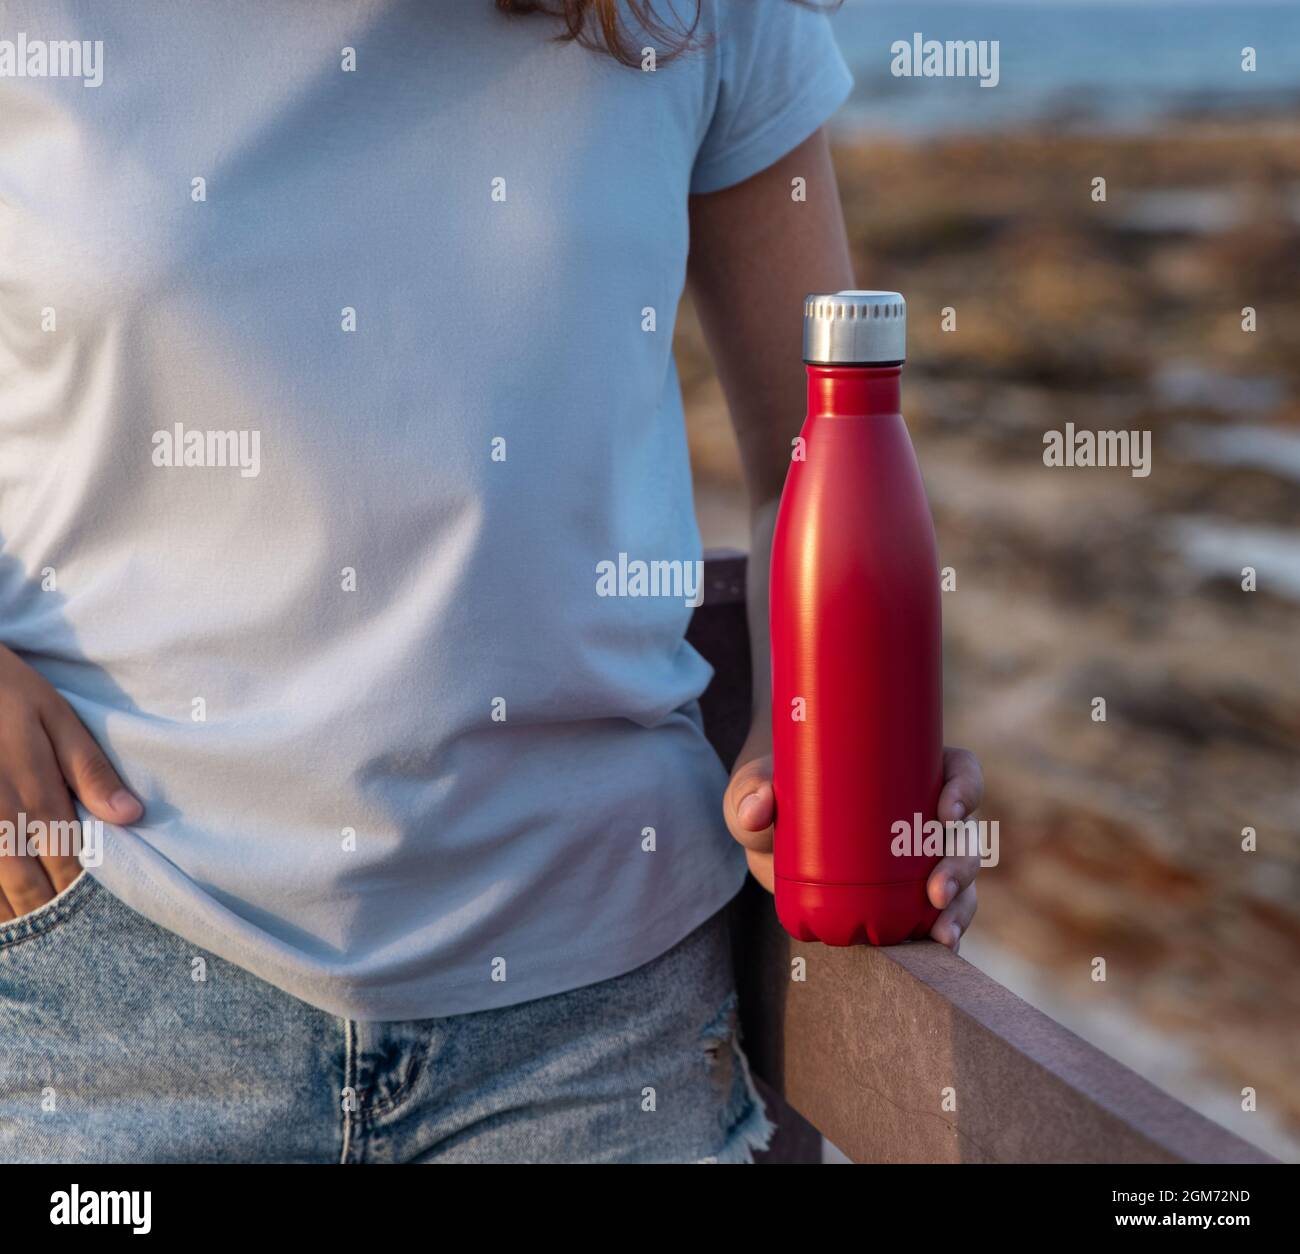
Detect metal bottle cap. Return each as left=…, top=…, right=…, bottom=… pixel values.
left=802, top=290, right=906, bottom=365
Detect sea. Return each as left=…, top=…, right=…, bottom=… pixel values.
left=828, top=0, right=1300, bottom=135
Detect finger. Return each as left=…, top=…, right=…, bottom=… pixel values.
left=0, top=888, right=14, bottom=923
left=11, top=731, right=87, bottom=892
left=33, top=796, right=86, bottom=894
left=938, top=746, right=984, bottom=822
left=927, top=853, right=981, bottom=909
left=0, top=859, right=56, bottom=915
left=931, top=881, right=977, bottom=952
left=723, top=753, right=775, bottom=852
left=0, top=790, right=57, bottom=914
left=746, top=847, right=774, bottom=893
left=40, top=703, right=142, bottom=824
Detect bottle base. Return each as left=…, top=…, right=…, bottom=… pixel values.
left=774, top=876, right=940, bottom=947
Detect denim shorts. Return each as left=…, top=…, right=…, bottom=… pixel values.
left=0, top=874, right=772, bottom=1163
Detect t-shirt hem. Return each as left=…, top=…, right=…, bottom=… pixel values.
left=345, top=856, right=751, bottom=1021
left=86, top=827, right=750, bottom=1022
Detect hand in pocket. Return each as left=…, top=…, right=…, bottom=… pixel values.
left=0, top=644, right=142, bottom=922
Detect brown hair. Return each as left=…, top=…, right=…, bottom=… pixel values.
left=496, top=0, right=837, bottom=68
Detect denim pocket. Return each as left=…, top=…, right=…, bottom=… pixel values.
left=0, top=870, right=99, bottom=950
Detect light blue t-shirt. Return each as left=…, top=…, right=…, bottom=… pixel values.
left=0, top=0, right=852, bottom=1018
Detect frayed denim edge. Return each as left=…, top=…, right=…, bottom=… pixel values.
left=709, top=1041, right=777, bottom=1164
left=696, top=994, right=777, bottom=1164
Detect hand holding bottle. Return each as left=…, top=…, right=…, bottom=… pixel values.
left=723, top=731, right=982, bottom=952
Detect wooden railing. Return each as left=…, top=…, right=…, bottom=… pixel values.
left=687, top=551, right=1273, bottom=1164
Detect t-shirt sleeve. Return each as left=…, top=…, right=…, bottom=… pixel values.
left=689, top=0, right=854, bottom=195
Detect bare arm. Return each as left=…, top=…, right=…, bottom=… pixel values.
left=687, top=128, right=853, bottom=736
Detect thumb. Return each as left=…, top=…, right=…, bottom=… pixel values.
left=41, top=702, right=143, bottom=824
left=724, top=752, right=775, bottom=851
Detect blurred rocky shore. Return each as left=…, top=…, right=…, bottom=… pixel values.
left=678, top=118, right=1300, bottom=1154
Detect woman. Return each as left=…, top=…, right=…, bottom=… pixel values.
left=0, top=0, right=982, bottom=1163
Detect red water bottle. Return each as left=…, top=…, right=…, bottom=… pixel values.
left=770, top=291, right=943, bottom=946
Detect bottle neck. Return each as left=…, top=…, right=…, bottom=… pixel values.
left=806, top=364, right=902, bottom=417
